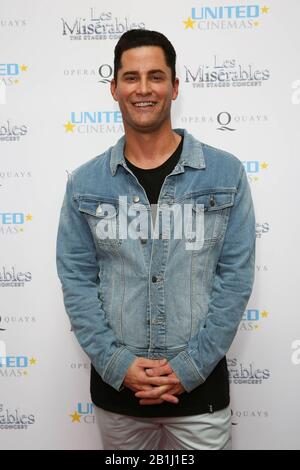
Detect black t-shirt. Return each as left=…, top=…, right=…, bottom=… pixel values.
left=124, top=136, right=183, bottom=204
left=90, top=136, right=230, bottom=417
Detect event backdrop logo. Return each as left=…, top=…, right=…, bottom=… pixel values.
left=256, top=222, right=270, bottom=238
left=61, top=8, right=145, bottom=40
left=98, top=64, right=113, bottom=84
left=179, top=111, right=268, bottom=130
left=0, top=63, right=28, bottom=87
left=0, top=314, right=36, bottom=328
left=238, top=308, right=269, bottom=332
left=70, top=362, right=90, bottom=370
left=0, top=212, right=33, bottom=235
left=0, top=404, right=35, bottom=430
left=0, top=171, right=32, bottom=190
left=63, top=64, right=113, bottom=87
left=231, top=408, right=269, bottom=426
left=228, top=358, right=271, bottom=384
left=256, top=264, right=268, bottom=273
left=0, top=19, right=27, bottom=29
left=0, top=120, right=28, bottom=142
left=216, top=112, right=268, bottom=131
left=70, top=403, right=95, bottom=424
left=64, top=111, right=123, bottom=134
left=183, top=4, right=270, bottom=31
left=184, top=56, right=270, bottom=88
left=0, top=267, right=32, bottom=287
left=0, top=355, right=37, bottom=378
left=242, top=160, right=269, bottom=183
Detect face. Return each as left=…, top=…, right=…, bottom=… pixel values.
left=111, top=46, right=179, bottom=133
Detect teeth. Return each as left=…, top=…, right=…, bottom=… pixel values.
left=134, top=102, right=155, bottom=107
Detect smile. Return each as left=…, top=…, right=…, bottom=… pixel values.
left=132, top=101, right=157, bottom=107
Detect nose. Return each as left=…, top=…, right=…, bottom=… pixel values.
left=136, top=77, right=151, bottom=95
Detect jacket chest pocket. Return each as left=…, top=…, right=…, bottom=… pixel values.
left=190, top=190, right=235, bottom=246
left=78, top=198, right=122, bottom=249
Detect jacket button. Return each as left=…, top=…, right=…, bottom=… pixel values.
left=133, top=195, right=140, bottom=203
left=152, top=276, right=158, bottom=283
left=209, top=196, right=215, bottom=207
left=96, top=205, right=102, bottom=215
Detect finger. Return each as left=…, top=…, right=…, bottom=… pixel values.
left=162, top=387, right=177, bottom=395
left=125, top=383, right=154, bottom=392
left=131, top=385, right=154, bottom=392
left=161, top=383, right=184, bottom=394
left=135, top=385, right=171, bottom=399
left=160, top=393, right=179, bottom=404
left=136, top=383, right=183, bottom=399
left=137, top=358, right=167, bottom=368
left=139, top=393, right=179, bottom=405
left=139, top=385, right=154, bottom=391
left=145, top=364, right=173, bottom=376
left=143, top=375, right=179, bottom=386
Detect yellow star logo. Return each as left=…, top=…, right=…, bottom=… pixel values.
left=261, top=6, right=269, bottom=14
left=64, top=121, right=76, bottom=133
left=70, top=411, right=81, bottom=423
left=260, top=162, right=269, bottom=170
left=29, top=357, right=37, bottom=365
left=20, top=65, right=28, bottom=72
left=261, top=310, right=269, bottom=318
left=183, top=17, right=196, bottom=29
left=253, top=21, right=259, bottom=27
left=26, top=214, right=33, bottom=222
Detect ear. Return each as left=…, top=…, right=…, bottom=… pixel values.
left=110, top=79, right=118, bottom=102
left=172, top=77, right=179, bottom=101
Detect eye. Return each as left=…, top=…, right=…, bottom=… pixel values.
left=152, top=75, right=163, bottom=81
left=125, top=76, right=137, bottom=82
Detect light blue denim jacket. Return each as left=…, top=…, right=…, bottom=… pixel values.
left=56, top=128, right=255, bottom=393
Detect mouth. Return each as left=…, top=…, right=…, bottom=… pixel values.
left=132, top=101, right=157, bottom=108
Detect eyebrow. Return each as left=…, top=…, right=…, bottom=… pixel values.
left=122, top=69, right=167, bottom=77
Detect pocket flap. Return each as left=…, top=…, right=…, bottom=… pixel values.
left=78, top=200, right=118, bottom=218
left=194, top=191, right=235, bottom=212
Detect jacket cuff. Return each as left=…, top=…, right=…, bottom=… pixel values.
left=102, top=347, right=136, bottom=391
left=169, top=351, right=205, bottom=392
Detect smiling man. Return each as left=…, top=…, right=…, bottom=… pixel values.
left=56, top=29, right=256, bottom=450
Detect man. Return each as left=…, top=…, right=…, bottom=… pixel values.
left=56, top=29, right=255, bottom=450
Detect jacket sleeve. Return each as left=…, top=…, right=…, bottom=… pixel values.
left=169, top=163, right=256, bottom=392
left=56, top=174, right=136, bottom=391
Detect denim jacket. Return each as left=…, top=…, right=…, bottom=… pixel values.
left=56, top=128, right=255, bottom=393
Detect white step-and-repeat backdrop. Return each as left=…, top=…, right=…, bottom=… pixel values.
left=1, top=0, right=299, bottom=450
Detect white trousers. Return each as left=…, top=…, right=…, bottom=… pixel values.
left=94, top=406, right=232, bottom=450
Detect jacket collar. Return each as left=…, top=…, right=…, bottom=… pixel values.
left=110, top=128, right=206, bottom=176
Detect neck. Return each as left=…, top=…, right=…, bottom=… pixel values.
left=124, top=122, right=181, bottom=169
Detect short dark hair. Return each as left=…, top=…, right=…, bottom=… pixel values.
left=113, top=29, right=176, bottom=84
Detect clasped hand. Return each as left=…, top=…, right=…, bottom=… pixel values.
left=123, top=357, right=185, bottom=405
